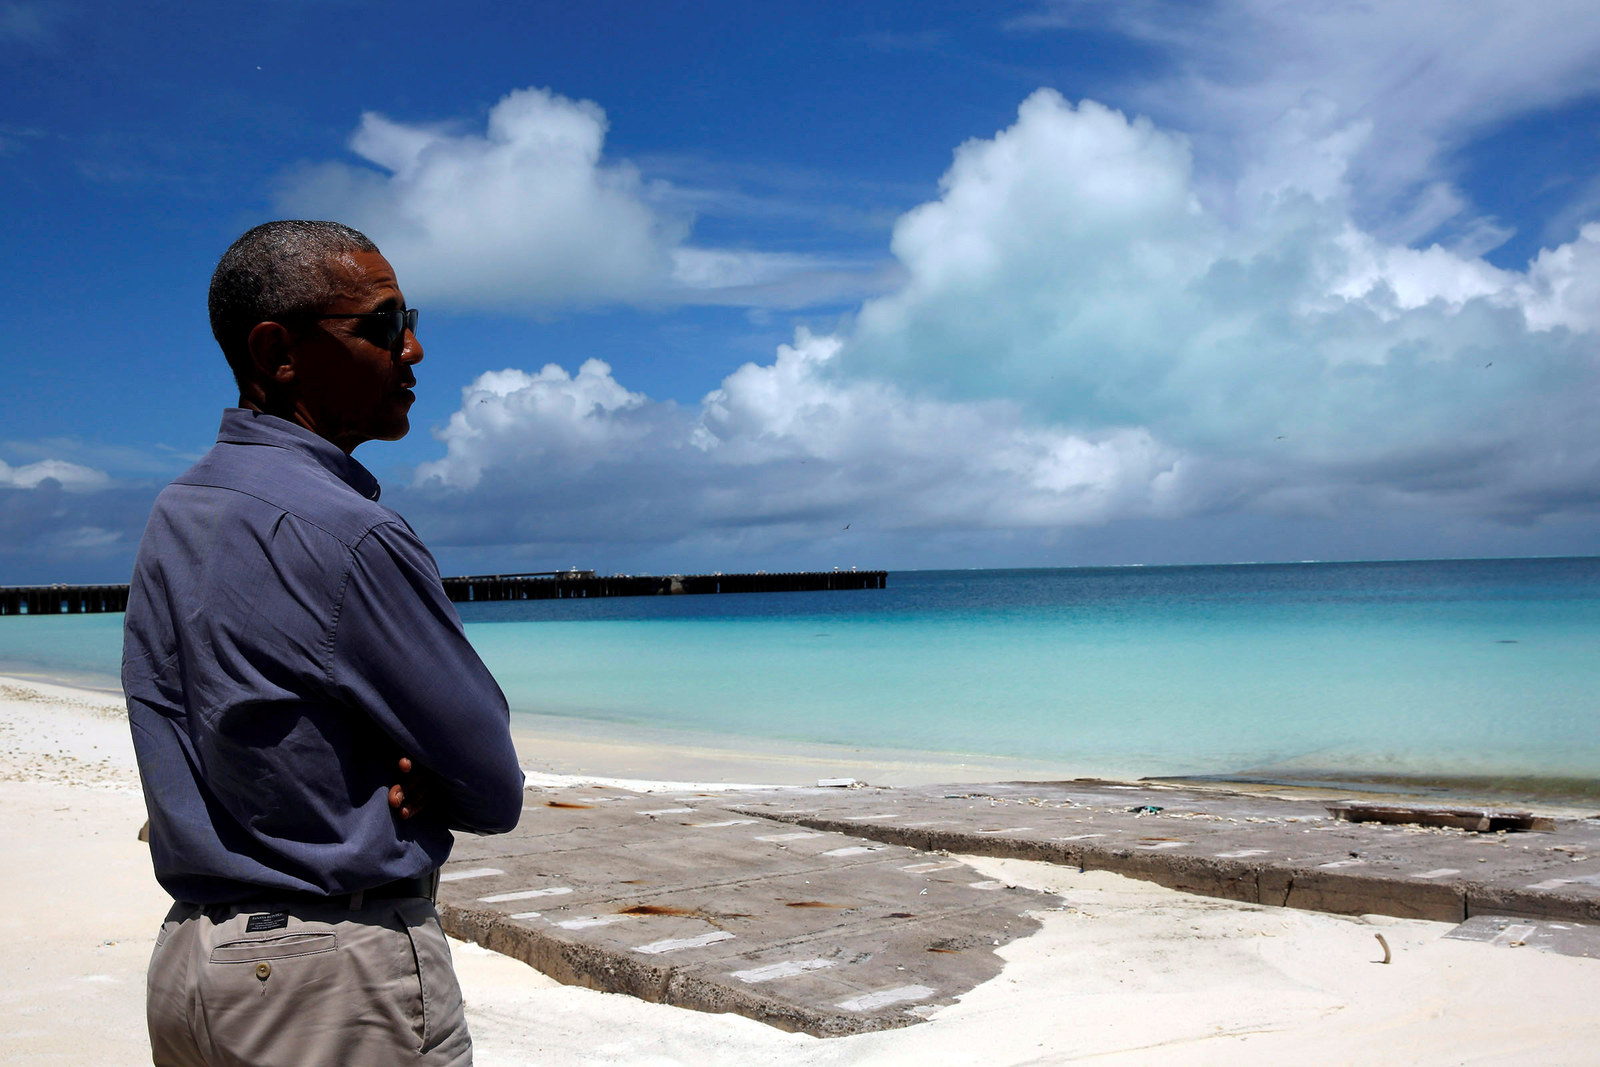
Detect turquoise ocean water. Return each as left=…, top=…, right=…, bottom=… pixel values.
left=5, top=558, right=1598, bottom=797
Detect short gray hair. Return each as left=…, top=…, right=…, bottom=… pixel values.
left=208, top=220, right=379, bottom=388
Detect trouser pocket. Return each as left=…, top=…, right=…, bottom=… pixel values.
left=154, top=901, right=199, bottom=948
left=393, top=899, right=466, bottom=1054
left=210, top=931, right=338, bottom=963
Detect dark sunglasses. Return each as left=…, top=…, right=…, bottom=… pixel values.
left=312, top=308, right=419, bottom=355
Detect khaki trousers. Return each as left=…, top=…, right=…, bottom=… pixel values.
left=146, top=895, right=471, bottom=1067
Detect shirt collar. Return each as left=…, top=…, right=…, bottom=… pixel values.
left=215, top=408, right=382, bottom=501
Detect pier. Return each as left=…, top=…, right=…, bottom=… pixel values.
left=441, top=569, right=887, bottom=602
left=0, top=570, right=887, bottom=615
left=0, top=584, right=130, bottom=616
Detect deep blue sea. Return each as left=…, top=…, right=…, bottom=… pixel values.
left=5, top=558, right=1598, bottom=797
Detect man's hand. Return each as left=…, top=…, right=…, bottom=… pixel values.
left=388, top=756, right=426, bottom=820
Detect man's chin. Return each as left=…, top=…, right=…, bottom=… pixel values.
left=359, top=414, right=411, bottom=447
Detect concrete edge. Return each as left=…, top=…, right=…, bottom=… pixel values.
left=437, top=902, right=922, bottom=1037
left=731, top=810, right=1600, bottom=925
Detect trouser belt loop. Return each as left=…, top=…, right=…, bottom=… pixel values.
left=349, top=889, right=364, bottom=911
left=426, top=868, right=440, bottom=903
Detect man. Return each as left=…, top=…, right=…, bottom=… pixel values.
left=123, top=220, right=525, bottom=1066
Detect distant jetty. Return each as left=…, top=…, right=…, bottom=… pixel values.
left=442, top=570, right=886, bottom=602
left=0, top=570, right=888, bottom=615
left=0, top=583, right=131, bottom=616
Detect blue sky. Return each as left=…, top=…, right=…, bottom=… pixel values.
left=5, top=0, right=1600, bottom=582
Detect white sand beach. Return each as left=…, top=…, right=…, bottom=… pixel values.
left=3, top=673, right=1599, bottom=1065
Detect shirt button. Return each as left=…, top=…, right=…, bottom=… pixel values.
left=255, top=962, right=271, bottom=980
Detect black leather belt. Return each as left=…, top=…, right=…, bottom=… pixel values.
left=234, top=870, right=439, bottom=910
left=344, top=871, right=439, bottom=906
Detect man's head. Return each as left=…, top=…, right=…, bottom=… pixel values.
left=208, top=221, right=423, bottom=453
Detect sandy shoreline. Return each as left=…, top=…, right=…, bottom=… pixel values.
left=4, top=673, right=1600, bottom=1065
left=9, top=662, right=1596, bottom=808
left=507, top=709, right=1132, bottom=792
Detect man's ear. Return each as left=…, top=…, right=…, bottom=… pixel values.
left=246, top=321, right=297, bottom=386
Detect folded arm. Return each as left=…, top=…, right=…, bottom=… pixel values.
left=329, top=521, right=525, bottom=834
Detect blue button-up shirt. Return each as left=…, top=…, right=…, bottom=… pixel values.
left=123, top=409, right=524, bottom=904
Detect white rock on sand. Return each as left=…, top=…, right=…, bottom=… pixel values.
left=3, top=673, right=1599, bottom=1065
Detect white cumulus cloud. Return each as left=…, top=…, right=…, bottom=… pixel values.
left=400, top=87, right=1600, bottom=567
left=279, top=87, right=883, bottom=311
left=845, top=89, right=1600, bottom=517
left=410, top=330, right=1194, bottom=555
left=1021, top=0, right=1600, bottom=245
left=1519, top=223, right=1600, bottom=333
left=0, top=457, right=109, bottom=491
left=417, top=359, right=652, bottom=490
left=281, top=88, right=679, bottom=308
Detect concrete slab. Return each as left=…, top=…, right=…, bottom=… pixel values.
left=437, top=784, right=1052, bottom=1036
left=723, top=780, right=1600, bottom=924
left=438, top=777, right=1600, bottom=1037
left=1445, top=915, right=1600, bottom=959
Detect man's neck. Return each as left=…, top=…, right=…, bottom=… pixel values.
left=238, top=396, right=365, bottom=455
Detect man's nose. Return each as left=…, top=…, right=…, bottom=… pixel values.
left=400, top=329, right=423, bottom=365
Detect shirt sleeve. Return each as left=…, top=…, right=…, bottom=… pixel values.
left=327, top=520, right=524, bottom=834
